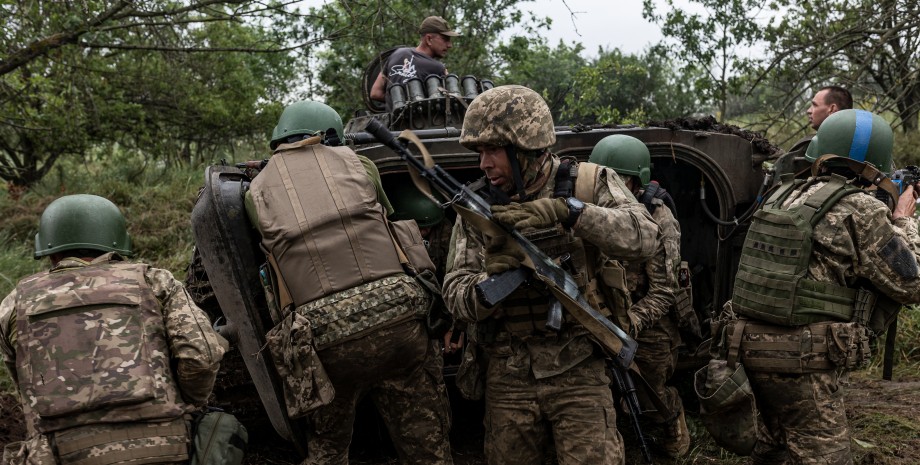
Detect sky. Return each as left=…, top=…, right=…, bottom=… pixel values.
left=518, top=0, right=666, bottom=55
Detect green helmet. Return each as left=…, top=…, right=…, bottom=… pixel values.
left=34, top=194, right=132, bottom=259
left=808, top=109, right=893, bottom=171
left=588, top=135, right=652, bottom=187
left=460, top=85, right=556, bottom=152
left=387, top=183, right=444, bottom=228
left=804, top=135, right=820, bottom=161
left=270, top=100, right=344, bottom=150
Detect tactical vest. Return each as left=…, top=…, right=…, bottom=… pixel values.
left=249, top=140, right=406, bottom=307
left=500, top=225, right=590, bottom=338
left=13, top=262, right=190, bottom=462
left=732, top=175, right=866, bottom=326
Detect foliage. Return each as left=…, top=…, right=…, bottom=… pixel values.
left=762, top=0, right=920, bottom=133
left=0, top=1, right=307, bottom=189
left=302, top=0, right=550, bottom=117
left=643, top=0, right=771, bottom=121
left=559, top=45, right=701, bottom=125
left=494, top=38, right=587, bottom=120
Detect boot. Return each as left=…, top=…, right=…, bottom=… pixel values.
left=662, top=408, right=690, bottom=458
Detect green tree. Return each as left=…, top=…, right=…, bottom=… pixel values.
left=494, top=38, right=587, bottom=121
left=303, top=0, right=549, bottom=117
left=0, top=1, right=311, bottom=190
left=554, top=46, right=700, bottom=125
left=762, top=0, right=920, bottom=133
left=642, top=0, right=769, bottom=120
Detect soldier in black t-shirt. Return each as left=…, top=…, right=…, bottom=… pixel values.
left=370, top=16, right=460, bottom=110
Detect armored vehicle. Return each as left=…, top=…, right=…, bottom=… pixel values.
left=188, top=73, right=781, bottom=450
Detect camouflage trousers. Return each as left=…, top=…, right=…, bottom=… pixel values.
left=747, top=369, right=851, bottom=465
left=483, top=355, right=624, bottom=465
left=303, top=318, right=452, bottom=465
left=633, top=318, right=683, bottom=424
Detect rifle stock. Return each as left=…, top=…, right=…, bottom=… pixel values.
left=364, top=119, right=637, bottom=368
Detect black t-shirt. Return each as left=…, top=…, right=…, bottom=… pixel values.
left=382, top=48, right=446, bottom=111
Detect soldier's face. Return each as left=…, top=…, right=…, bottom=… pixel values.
left=807, top=89, right=837, bottom=130
left=478, top=145, right=512, bottom=188
left=426, top=33, right=452, bottom=59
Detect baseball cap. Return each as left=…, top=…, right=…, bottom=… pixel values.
left=418, top=16, right=460, bottom=37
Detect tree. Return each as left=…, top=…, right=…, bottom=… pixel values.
left=642, top=0, right=770, bottom=120
left=494, top=38, right=587, bottom=121
left=302, top=0, right=550, bottom=117
left=545, top=45, right=700, bottom=125
left=0, top=1, right=314, bottom=190
left=762, top=0, right=920, bottom=133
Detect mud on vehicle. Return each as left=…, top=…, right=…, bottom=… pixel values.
left=186, top=73, right=781, bottom=451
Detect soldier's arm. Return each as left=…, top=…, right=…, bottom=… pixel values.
left=851, top=197, right=920, bottom=305
left=0, top=291, right=18, bottom=385
left=629, top=210, right=681, bottom=334
left=442, top=218, right=495, bottom=324
left=149, top=268, right=229, bottom=406
left=575, top=167, right=659, bottom=261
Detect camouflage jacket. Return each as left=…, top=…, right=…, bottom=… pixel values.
left=625, top=192, right=681, bottom=335
left=0, top=253, right=228, bottom=438
left=779, top=180, right=920, bottom=306
left=443, top=156, right=660, bottom=378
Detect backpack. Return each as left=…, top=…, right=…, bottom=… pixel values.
left=191, top=410, right=248, bottom=465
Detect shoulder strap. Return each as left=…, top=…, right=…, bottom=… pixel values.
left=574, top=161, right=600, bottom=203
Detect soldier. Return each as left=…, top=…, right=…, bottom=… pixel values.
left=589, top=135, right=690, bottom=458
left=247, top=100, right=453, bottom=465
left=0, top=194, right=229, bottom=464
left=369, top=16, right=460, bottom=110
left=719, top=109, right=920, bottom=464
left=443, top=85, right=660, bottom=465
left=789, top=86, right=853, bottom=154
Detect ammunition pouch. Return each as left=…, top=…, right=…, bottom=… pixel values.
left=723, top=318, right=871, bottom=374
left=694, top=358, right=757, bottom=456
left=593, top=259, right=630, bottom=329
left=265, top=311, right=335, bottom=418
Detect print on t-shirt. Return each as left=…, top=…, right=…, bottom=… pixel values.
left=389, top=56, right=417, bottom=80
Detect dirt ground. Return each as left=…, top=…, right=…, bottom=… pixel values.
left=2, top=365, right=918, bottom=464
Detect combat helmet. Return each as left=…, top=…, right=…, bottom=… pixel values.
left=459, top=85, right=556, bottom=152
left=387, top=183, right=445, bottom=229
left=807, top=109, right=893, bottom=171
left=270, top=100, right=344, bottom=150
left=589, top=135, right=652, bottom=187
left=34, top=194, right=132, bottom=259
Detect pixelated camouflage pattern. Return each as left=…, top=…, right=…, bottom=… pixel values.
left=778, top=181, right=920, bottom=308
left=748, top=370, right=850, bottom=464
left=624, top=196, right=680, bottom=334
left=443, top=156, right=658, bottom=465
left=51, top=418, right=190, bottom=465
left=265, top=311, right=335, bottom=418
left=304, top=319, right=452, bottom=465
left=459, top=85, right=556, bottom=151
left=483, top=356, right=624, bottom=465
left=0, top=254, right=226, bottom=453
left=297, top=273, right=430, bottom=349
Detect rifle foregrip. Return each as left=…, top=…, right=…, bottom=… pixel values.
left=475, top=267, right=529, bottom=307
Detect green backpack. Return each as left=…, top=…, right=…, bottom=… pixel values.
left=191, top=410, right=248, bottom=465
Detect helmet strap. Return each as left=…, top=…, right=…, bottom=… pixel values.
left=506, top=145, right=528, bottom=200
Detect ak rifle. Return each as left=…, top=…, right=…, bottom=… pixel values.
left=363, top=119, right=638, bottom=368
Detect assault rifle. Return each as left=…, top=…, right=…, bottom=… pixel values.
left=363, top=119, right=638, bottom=368
left=611, top=364, right=653, bottom=463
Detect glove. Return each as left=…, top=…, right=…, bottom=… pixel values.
left=483, top=234, right=525, bottom=275
left=491, top=198, right=568, bottom=230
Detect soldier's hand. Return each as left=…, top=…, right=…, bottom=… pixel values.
left=893, top=185, right=916, bottom=220
left=491, top=198, right=568, bottom=230
left=483, top=234, right=525, bottom=275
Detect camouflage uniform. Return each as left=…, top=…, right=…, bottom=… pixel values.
left=623, top=193, right=687, bottom=447
left=0, top=253, right=228, bottom=465
left=247, top=139, right=453, bottom=465
left=444, top=156, right=659, bottom=465
left=734, top=182, right=920, bottom=464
